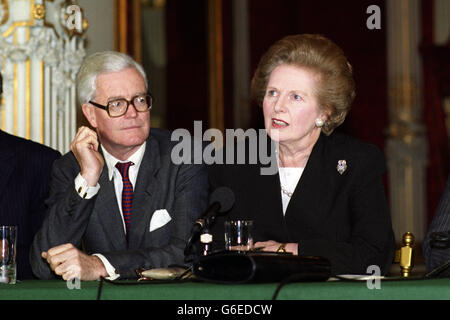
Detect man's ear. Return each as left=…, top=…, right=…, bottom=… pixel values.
left=82, top=103, right=97, bottom=128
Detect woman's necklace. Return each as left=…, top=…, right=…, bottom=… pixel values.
left=275, top=148, right=303, bottom=198
left=279, top=167, right=295, bottom=198
left=280, top=183, right=293, bottom=197
left=277, top=150, right=294, bottom=198
left=276, top=148, right=304, bottom=198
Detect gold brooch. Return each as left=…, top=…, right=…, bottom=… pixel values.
left=337, top=160, right=347, bottom=175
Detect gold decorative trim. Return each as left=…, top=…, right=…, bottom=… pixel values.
left=1, top=97, right=4, bottom=131
left=1, top=0, right=35, bottom=38
left=3, top=21, right=29, bottom=38
left=33, top=3, right=45, bottom=20
left=41, top=61, right=44, bottom=143
left=0, top=0, right=10, bottom=26
left=114, top=0, right=141, bottom=62
left=26, top=58, right=30, bottom=139
left=82, top=17, right=88, bottom=32
left=25, top=27, right=30, bottom=139
left=13, top=64, right=17, bottom=135
left=13, top=31, right=17, bottom=135
left=115, top=0, right=128, bottom=53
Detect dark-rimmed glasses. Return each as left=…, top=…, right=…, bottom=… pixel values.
left=89, top=94, right=152, bottom=118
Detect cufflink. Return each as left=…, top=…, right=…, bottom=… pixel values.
left=77, top=186, right=88, bottom=199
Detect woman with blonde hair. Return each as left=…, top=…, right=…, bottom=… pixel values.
left=208, top=34, right=395, bottom=276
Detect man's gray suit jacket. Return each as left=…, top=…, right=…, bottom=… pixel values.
left=30, top=128, right=208, bottom=279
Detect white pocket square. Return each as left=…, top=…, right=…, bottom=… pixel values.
left=149, top=209, right=172, bottom=232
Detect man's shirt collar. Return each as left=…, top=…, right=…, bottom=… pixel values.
left=101, top=142, right=146, bottom=181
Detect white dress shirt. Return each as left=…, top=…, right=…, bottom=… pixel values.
left=278, top=167, right=304, bottom=214
left=101, top=143, right=146, bottom=233
left=73, top=142, right=146, bottom=280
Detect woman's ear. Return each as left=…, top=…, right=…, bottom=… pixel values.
left=82, top=103, right=98, bottom=128
left=321, top=107, right=332, bottom=122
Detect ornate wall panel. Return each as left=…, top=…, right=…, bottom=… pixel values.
left=0, top=0, right=87, bottom=153
left=386, top=0, right=427, bottom=243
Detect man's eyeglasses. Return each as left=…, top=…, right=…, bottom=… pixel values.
left=89, top=94, right=152, bottom=118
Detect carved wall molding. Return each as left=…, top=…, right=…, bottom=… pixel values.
left=0, top=0, right=87, bottom=153
left=386, top=0, right=427, bottom=244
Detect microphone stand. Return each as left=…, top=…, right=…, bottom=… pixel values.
left=199, top=218, right=213, bottom=256
left=184, top=216, right=218, bottom=263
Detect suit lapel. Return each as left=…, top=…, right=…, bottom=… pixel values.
left=284, top=134, right=328, bottom=234
left=249, top=136, right=286, bottom=241
left=95, top=151, right=127, bottom=250
left=128, top=136, right=161, bottom=249
left=257, top=139, right=284, bottom=220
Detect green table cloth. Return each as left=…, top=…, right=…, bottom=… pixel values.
left=0, top=278, right=449, bottom=300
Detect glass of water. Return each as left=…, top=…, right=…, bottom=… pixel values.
left=224, top=220, right=254, bottom=252
left=0, top=226, right=17, bottom=284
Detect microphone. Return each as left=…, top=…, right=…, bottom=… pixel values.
left=184, top=186, right=235, bottom=260
left=195, top=186, right=235, bottom=231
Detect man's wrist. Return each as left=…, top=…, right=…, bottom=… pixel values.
left=92, top=255, right=109, bottom=279
left=80, top=171, right=100, bottom=187
left=92, top=253, right=120, bottom=280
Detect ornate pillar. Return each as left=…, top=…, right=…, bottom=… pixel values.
left=207, top=0, right=224, bottom=134
left=386, top=0, right=428, bottom=244
left=232, top=0, right=250, bottom=130
left=0, top=0, right=87, bottom=153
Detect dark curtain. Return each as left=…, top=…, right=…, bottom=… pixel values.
left=248, top=0, right=388, bottom=151
left=421, top=43, right=450, bottom=225
left=421, top=0, right=450, bottom=225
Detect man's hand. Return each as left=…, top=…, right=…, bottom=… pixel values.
left=70, top=126, right=104, bottom=187
left=41, top=243, right=108, bottom=281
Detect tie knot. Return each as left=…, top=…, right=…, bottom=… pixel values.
left=115, top=161, right=134, bottom=179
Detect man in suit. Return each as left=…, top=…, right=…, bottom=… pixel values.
left=0, top=129, right=60, bottom=279
left=30, top=51, right=208, bottom=280
left=423, top=175, right=450, bottom=271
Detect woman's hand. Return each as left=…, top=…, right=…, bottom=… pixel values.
left=254, top=240, right=298, bottom=255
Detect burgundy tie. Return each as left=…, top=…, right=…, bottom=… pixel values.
left=115, top=161, right=134, bottom=240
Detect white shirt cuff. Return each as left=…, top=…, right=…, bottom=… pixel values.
left=74, top=173, right=100, bottom=199
left=93, top=253, right=120, bottom=280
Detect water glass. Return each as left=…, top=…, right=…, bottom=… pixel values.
left=0, top=226, right=17, bottom=284
left=224, top=220, right=253, bottom=251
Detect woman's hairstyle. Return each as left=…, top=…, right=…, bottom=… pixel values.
left=76, top=51, right=147, bottom=105
left=250, top=34, right=355, bottom=135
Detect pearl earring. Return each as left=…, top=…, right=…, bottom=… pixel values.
left=315, top=118, right=324, bottom=127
